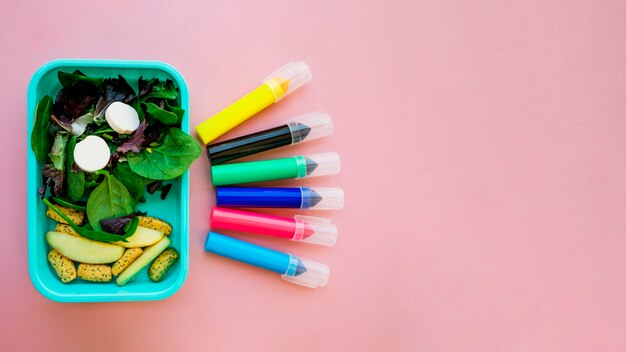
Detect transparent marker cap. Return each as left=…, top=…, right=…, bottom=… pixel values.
left=297, top=152, right=340, bottom=178
left=282, top=256, right=330, bottom=288
left=302, top=187, right=345, bottom=210
left=263, top=61, right=312, bottom=101
left=293, top=215, right=338, bottom=246
left=286, top=112, right=333, bottom=144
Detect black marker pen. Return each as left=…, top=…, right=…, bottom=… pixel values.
left=206, top=112, right=332, bottom=165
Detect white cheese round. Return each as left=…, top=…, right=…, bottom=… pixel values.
left=74, top=135, right=111, bottom=172
left=105, top=101, right=140, bottom=134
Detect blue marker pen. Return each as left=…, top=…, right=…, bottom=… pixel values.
left=215, top=187, right=345, bottom=210
left=204, top=232, right=330, bottom=288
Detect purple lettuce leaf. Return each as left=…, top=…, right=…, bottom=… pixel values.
left=138, top=77, right=157, bottom=98
left=113, top=119, right=148, bottom=156
left=146, top=180, right=162, bottom=194
left=160, top=183, right=173, bottom=200
left=39, top=164, right=65, bottom=197
left=138, top=77, right=178, bottom=100
left=70, top=161, right=82, bottom=173
left=93, top=76, right=136, bottom=118
left=53, top=80, right=98, bottom=121
left=49, top=114, right=72, bottom=132
left=99, top=214, right=136, bottom=235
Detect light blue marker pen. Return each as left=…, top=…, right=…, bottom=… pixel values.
left=204, top=231, right=329, bottom=288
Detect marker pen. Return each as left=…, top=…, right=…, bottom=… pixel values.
left=210, top=207, right=338, bottom=246
left=195, top=61, right=312, bottom=145
left=215, top=187, right=344, bottom=210
left=206, top=112, right=333, bottom=165
left=205, top=231, right=329, bottom=288
left=211, top=152, right=340, bottom=186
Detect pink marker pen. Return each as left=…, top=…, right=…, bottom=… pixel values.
left=210, top=207, right=338, bottom=246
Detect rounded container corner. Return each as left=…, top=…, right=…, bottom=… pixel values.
left=156, top=263, right=189, bottom=301
left=28, top=264, right=68, bottom=303
left=147, top=60, right=188, bottom=90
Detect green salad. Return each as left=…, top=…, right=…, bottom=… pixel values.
left=30, top=70, right=199, bottom=285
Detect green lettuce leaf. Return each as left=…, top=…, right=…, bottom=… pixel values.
left=31, top=96, right=53, bottom=162
left=86, top=174, right=135, bottom=230
left=139, top=77, right=178, bottom=100
left=49, top=132, right=69, bottom=170
left=113, top=161, right=146, bottom=200
left=127, top=128, right=201, bottom=180
left=65, top=136, right=85, bottom=202
left=58, top=70, right=103, bottom=89
left=145, top=102, right=179, bottom=125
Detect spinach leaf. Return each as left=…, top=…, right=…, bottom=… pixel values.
left=31, top=96, right=53, bottom=163
left=167, top=104, right=185, bottom=120
left=123, top=216, right=140, bottom=239
left=86, top=174, right=135, bottom=230
left=91, top=125, right=115, bottom=135
left=43, top=198, right=136, bottom=243
left=150, top=99, right=185, bottom=124
left=145, top=102, right=178, bottom=125
left=112, top=161, right=146, bottom=200
left=58, top=70, right=103, bottom=89
left=49, top=132, right=69, bottom=170
left=51, top=196, right=86, bottom=211
left=132, top=98, right=145, bottom=121
left=65, top=136, right=85, bottom=202
left=128, top=128, right=201, bottom=180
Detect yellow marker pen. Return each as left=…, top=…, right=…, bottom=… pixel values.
left=196, top=61, right=312, bottom=145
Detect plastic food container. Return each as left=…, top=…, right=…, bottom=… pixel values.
left=27, top=59, right=190, bottom=302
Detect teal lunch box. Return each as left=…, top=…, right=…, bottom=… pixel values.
left=27, top=59, right=190, bottom=302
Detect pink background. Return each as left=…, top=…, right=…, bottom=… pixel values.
left=2, top=0, right=626, bottom=351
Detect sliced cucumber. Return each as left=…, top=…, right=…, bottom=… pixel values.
left=116, top=236, right=171, bottom=286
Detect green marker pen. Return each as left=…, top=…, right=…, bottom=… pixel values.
left=211, top=152, right=340, bottom=186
